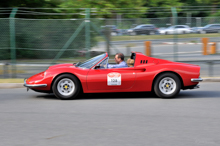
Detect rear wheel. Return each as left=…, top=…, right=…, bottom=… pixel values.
left=52, top=74, right=80, bottom=100
left=154, top=73, right=181, bottom=99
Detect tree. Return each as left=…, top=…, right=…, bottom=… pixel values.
left=144, top=0, right=184, bottom=18
left=196, top=0, right=220, bottom=16
left=58, top=0, right=147, bottom=18
left=0, top=0, right=60, bottom=8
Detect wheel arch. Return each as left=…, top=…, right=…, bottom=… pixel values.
left=152, top=71, right=184, bottom=91
left=51, top=72, right=83, bottom=93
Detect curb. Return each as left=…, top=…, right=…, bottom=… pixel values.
left=0, top=78, right=219, bottom=89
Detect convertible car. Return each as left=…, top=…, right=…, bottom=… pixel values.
left=24, top=52, right=202, bottom=99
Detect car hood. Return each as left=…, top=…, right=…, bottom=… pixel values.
left=48, top=63, right=74, bottom=70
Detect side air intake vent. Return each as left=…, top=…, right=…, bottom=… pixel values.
left=140, top=60, right=148, bottom=64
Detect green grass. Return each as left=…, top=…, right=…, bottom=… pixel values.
left=96, top=33, right=220, bottom=42
left=0, top=69, right=26, bottom=75
left=0, top=78, right=24, bottom=83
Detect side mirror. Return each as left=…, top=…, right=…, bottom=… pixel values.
left=94, top=66, right=100, bottom=69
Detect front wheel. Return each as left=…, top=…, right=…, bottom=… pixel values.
left=52, top=74, right=81, bottom=100
left=154, top=73, right=181, bottom=99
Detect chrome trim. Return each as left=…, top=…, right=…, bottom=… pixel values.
left=191, top=77, right=203, bottom=82
left=24, top=79, right=47, bottom=88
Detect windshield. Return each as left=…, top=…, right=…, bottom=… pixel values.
left=167, top=26, right=174, bottom=29
left=204, top=24, right=212, bottom=28
left=134, top=25, right=143, bottom=29
left=76, top=53, right=106, bottom=69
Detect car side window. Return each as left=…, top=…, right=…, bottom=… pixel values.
left=213, top=25, right=220, bottom=28
left=143, top=26, right=150, bottom=28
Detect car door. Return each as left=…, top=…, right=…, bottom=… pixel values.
left=87, top=67, right=136, bottom=91
left=170, top=26, right=176, bottom=34
left=206, top=25, right=214, bottom=33
left=213, top=25, right=220, bottom=33
left=176, top=26, right=183, bottom=34
left=143, top=26, right=150, bottom=34
left=216, top=25, right=220, bottom=32
left=138, top=26, right=145, bottom=34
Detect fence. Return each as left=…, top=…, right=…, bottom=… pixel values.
left=0, top=8, right=220, bottom=78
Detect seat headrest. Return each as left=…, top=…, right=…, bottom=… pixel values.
left=127, top=59, right=134, bottom=67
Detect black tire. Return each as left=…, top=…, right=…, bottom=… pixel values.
left=153, top=73, right=181, bottom=99
left=165, top=32, right=168, bottom=35
left=52, top=74, right=81, bottom=100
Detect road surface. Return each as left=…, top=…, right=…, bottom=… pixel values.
left=0, top=82, right=220, bottom=146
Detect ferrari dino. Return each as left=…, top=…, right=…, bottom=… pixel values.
left=24, top=52, right=202, bottom=99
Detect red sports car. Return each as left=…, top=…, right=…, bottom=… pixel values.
left=24, top=52, right=202, bottom=99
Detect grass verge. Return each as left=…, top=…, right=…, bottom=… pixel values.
left=0, top=79, right=24, bottom=83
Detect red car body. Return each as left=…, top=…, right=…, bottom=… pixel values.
left=24, top=52, right=202, bottom=99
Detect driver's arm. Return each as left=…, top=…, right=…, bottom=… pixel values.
left=107, top=63, right=120, bottom=68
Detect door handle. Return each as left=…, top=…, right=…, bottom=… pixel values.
left=135, top=68, right=146, bottom=72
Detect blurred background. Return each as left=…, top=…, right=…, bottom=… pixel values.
left=0, top=0, right=220, bottom=78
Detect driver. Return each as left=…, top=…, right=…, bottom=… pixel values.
left=107, top=53, right=128, bottom=68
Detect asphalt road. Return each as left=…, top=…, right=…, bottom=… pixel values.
left=1, top=82, right=220, bottom=146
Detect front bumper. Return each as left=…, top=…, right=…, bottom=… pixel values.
left=24, top=79, right=47, bottom=88
left=191, top=77, right=203, bottom=82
